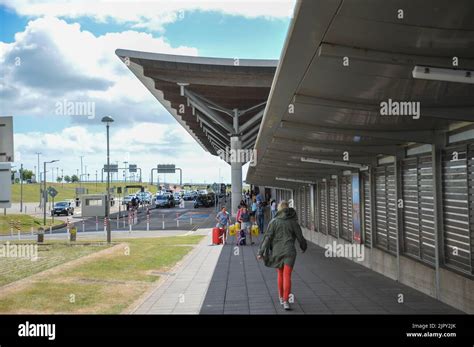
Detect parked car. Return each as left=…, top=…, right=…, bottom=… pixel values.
left=155, top=194, right=173, bottom=208
left=182, top=191, right=193, bottom=201
left=51, top=201, right=74, bottom=216
left=173, top=192, right=182, bottom=205
left=122, top=194, right=136, bottom=205
left=193, top=193, right=214, bottom=208
left=136, top=191, right=152, bottom=204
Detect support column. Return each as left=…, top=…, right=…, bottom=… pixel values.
left=230, top=136, right=242, bottom=217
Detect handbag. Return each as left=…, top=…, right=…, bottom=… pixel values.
left=229, top=224, right=238, bottom=236
left=251, top=224, right=259, bottom=237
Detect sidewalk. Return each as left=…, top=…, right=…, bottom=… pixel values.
left=200, top=241, right=463, bottom=314
left=131, top=228, right=223, bottom=314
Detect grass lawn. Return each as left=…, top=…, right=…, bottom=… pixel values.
left=0, top=235, right=204, bottom=314
left=0, top=214, right=64, bottom=235
left=0, top=241, right=111, bottom=286
left=10, top=182, right=160, bottom=203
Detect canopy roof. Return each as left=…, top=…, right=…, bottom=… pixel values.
left=115, top=49, right=277, bottom=156
left=246, top=0, right=474, bottom=188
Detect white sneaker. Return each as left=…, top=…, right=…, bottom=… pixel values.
left=279, top=297, right=284, bottom=305
left=283, top=301, right=291, bottom=310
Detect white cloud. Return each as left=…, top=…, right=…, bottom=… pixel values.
left=14, top=123, right=233, bottom=183
left=1, top=0, right=296, bottom=31
left=0, top=16, right=198, bottom=125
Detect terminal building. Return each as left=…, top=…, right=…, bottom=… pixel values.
left=117, top=1, right=474, bottom=313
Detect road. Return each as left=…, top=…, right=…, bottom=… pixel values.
left=50, top=201, right=220, bottom=234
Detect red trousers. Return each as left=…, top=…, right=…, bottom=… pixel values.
left=277, top=264, right=293, bottom=301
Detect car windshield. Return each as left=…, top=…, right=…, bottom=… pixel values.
left=55, top=202, right=68, bottom=207
left=156, top=196, right=167, bottom=200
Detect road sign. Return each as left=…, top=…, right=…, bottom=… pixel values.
left=103, top=164, right=118, bottom=173
left=0, top=162, right=12, bottom=208
left=157, top=164, right=175, bottom=173
left=47, top=186, right=58, bottom=198
left=128, top=164, right=137, bottom=173
left=0, top=116, right=14, bottom=162
left=212, top=183, right=219, bottom=192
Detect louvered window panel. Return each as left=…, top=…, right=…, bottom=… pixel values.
left=374, top=165, right=397, bottom=254
left=328, top=178, right=339, bottom=237
left=340, top=175, right=353, bottom=241
left=401, top=155, right=435, bottom=265
left=314, top=183, right=319, bottom=232
left=442, top=144, right=473, bottom=274
left=320, top=181, right=328, bottom=234
left=306, top=185, right=312, bottom=229
left=362, top=171, right=372, bottom=247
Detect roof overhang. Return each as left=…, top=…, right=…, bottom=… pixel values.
left=115, top=49, right=277, bottom=157
left=247, top=0, right=474, bottom=187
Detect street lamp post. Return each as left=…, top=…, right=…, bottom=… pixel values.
left=43, top=160, right=59, bottom=226
left=36, top=152, right=41, bottom=207
left=102, top=116, right=114, bottom=243
left=20, top=163, right=23, bottom=213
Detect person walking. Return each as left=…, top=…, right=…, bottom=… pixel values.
left=238, top=205, right=253, bottom=245
left=256, top=200, right=265, bottom=237
left=257, top=200, right=307, bottom=310
left=215, top=207, right=231, bottom=244
left=250, top=197, right=257, bottom=218
left=270, top=199, right=277, bottom=219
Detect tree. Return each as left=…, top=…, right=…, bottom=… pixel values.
left=19, top=168, right=34, bottom=181
left=64, top=175, right=71, bottom=183
left=56, top=176, right=63, bottom=183
left=71, top=175, right=79, bottom=183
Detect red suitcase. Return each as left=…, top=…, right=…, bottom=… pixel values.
left=212, top=227, right=224, bottom=245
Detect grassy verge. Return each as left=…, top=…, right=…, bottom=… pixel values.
left=0, top=214, right=64, bottom=235
left=0, top=241, right=111, bottom=286
left=10, top=182, right=217, bottom=203
left=0, top=235, right=204, bottom=314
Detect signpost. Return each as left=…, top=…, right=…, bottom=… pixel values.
left=103, top=164, right=118, bottom=173
left=48, top=186, right=58, bottom=222
left=157, top=164, right=175, bottom=173
left=0, top=117, right=13, bottom=211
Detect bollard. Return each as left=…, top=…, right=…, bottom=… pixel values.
left=103, top=218, right=107, bottom=234
left=117, top=214, right=119, bottom=229
left=31, top=226, right=34, bottom=236
left=162, top=214, right=165, bottom=229
left=49, top=226, right=52, bottom=234
left=128, top=215, right=132, bottom=233
left=176, top=213, right=179, bottom=228
left=82, top=219, right=85, bottom=233
left=190, top=217, right=192, bottom=225
left=146, top=212, right=150, bottom=232
left=18, top=230, right=21, bottom=241
left=95, top=216, right=98, bottom=232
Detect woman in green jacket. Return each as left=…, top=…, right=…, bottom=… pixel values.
left=257, top=200, right=307, bottom=310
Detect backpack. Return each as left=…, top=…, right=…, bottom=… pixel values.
left=238, top=229, right=246, bottom=245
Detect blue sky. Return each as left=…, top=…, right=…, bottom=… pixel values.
left=0, top=1, right=293, bottom=183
